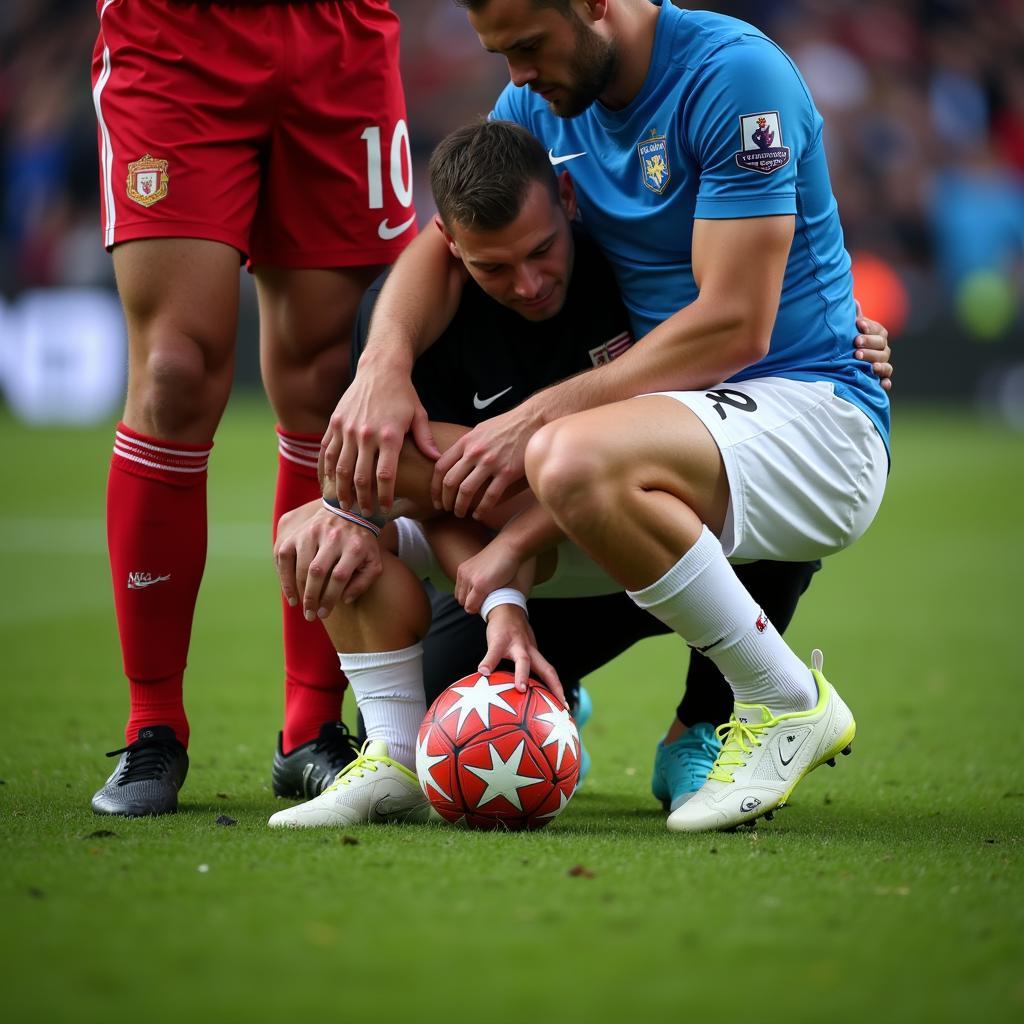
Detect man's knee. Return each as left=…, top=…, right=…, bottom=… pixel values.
left=526, top=419, right=620, bottom=520
left=128, top=326, right=234, bottom=438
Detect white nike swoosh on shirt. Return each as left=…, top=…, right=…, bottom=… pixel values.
left=377, top=214, right=416, bottom=241
left=473, top=386, right=514, bottom=410
left=548, top=149, right=587, bottom=166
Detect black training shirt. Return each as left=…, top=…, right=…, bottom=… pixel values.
left=352, top=226, right=634, bottom=425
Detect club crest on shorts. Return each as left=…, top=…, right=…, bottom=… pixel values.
left=126, top=155, right=169, bottom=207
left=735, top=112, right=791, bottom=175
left=637, top=129, right=671, bottom=194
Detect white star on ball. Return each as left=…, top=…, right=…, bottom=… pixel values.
left=441, top=675, right=517, bottom=737
left=415, top=727, right=451, bottom=802
left=463, top=739, right=540, bottom=811
left=537, top=788, right=573, bottom=820
left=535, top=690, right=580, bottom=770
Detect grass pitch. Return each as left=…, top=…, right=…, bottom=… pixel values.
left=1, top=399, right=1021, bottom=1023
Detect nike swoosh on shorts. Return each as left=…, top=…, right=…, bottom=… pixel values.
left=378, top=214, right=416, bottom=241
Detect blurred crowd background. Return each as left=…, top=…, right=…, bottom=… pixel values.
left=1, top=0, right=1022, bottom=422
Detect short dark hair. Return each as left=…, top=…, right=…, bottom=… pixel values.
left=429, top=119, right=559, bottom=232
left=454, top=0, right=573, bottom=14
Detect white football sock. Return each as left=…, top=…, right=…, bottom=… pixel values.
left=337, top=644, right=426, bottom=769
left=627, top=527, right=816, bottom=713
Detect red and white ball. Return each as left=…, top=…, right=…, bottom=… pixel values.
left=416, top=671, right=580, bottom=831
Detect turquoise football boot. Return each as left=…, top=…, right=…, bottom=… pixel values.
left=651, top=722, right=721, bottom=812
left=575, top=685, right=592, bottom=784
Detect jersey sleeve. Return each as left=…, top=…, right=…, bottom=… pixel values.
left=684, top=37, right=815, bottom=220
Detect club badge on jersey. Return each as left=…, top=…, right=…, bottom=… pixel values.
left=735, top=112, right=791, bottom=175
left=637, top=129, right=672, bottom=195
left=126, top=154, right=169, bottom=207
left=588, top=331, right=633, bottom=366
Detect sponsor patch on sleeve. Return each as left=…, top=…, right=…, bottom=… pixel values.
left=735, top=112, right=790, bottom=175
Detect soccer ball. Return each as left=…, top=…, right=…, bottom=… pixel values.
left=416, top=671, right=580, bottom=831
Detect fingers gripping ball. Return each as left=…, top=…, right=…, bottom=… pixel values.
left=416, top=672, right=580, bottom=831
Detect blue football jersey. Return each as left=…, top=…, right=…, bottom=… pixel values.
left=491, top=0, right=890, bottom=449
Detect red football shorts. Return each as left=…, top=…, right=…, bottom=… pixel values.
left=91, top=0, right=417, bottom=267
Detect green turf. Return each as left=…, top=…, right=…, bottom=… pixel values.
left=1, top=399, right=1022, bottom=1023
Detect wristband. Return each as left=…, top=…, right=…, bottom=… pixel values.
left=321, top=497, right=382, bottom=538
left=321, top=494, right=388, bottom=529
left=480, top=587, right=529, bottom=622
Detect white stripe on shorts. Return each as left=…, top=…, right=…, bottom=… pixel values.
left=92, top=1, right=118, bottom=248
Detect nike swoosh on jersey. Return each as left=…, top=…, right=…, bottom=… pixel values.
left=377, top=214, right=416, bottom=241
left=473, top=386, right=514, bottom=410
left=548, top=149, right=587, bottom=166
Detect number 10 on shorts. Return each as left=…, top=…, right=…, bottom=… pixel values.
left=361, top=121, right=414, bottom=210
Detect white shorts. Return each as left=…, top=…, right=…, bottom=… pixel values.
left=654, top=377, right=888, bottom=562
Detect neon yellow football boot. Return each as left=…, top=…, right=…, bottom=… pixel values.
left=666, top=651, right=855, bottom=833
left=268, top=740, right=429, bottom=829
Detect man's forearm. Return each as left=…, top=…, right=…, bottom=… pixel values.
left=523, top=293, right=773, bottom=430
left=499, top=502, right=565, bottom=565
left=522, top=216, right=792, bottom=428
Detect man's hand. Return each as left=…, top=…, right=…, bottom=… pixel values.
left=855, top=302, right=894, bottom=392
left=321, top=365, right=440, bottom=515
left=478, top=604, right=565, bottom=705
left=431, top=401, right=541, bottom=519
left=274, top=499, right=383, bottom=620
left=455, top=536, right=525, bottom=616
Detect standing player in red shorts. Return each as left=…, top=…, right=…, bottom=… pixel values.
left=89, top=0, right=419, bottom=815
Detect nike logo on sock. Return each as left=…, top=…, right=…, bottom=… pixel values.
left=127, top=572, right=171, bottom=590
left=692, top=636, right=725, bottom=655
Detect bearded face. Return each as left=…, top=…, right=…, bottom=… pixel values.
left=553, top=11, right=618, bottom=118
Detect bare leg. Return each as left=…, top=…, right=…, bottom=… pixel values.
left=117, top=239, right=240, bottom=441
left=526, top=395, right=815, bottom=714
left=106, top=239, right=240, bottom=750
left=321, top=551, right=431, bottom=655
left=525, top=396, right=728, bottom=590
left=255, top=263, right=386, bottom=751
left=256, top=265, right=385, bottom=432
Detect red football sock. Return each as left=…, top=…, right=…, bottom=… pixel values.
left=275, top=427, right=347, bottom=752
left=107, top=423, right=213, bottom=748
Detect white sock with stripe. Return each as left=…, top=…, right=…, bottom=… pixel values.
left=627, top=527, right=816, bottom=713
left=337, top=644, right=426, bottom=770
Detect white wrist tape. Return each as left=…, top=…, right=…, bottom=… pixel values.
left=480, top=587, right=529, bottom=622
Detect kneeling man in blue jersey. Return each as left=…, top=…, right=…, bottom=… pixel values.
left=323, top=0, right=890, bottom=832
